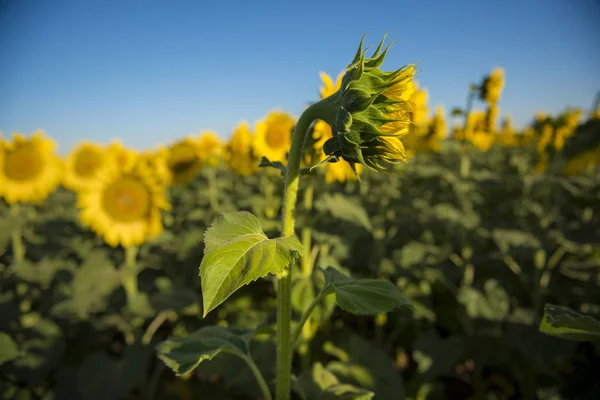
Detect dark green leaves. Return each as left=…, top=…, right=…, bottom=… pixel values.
left=539, top=304, right=600, bottom=342
left=322, top=268, right=412, bottom=315
left=157, top=326, right=247, bottom=375
left=200, top=211, right=302, bottom=316
left=0, top=333, right=20, bottom=365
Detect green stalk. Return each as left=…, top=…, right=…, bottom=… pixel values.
left=290, top=289, right=328, bottom=347
left=123, top=246, right=139, bottom=307
left=276, top=98, right=336, bottom=400
left=242, top=353, right=274, bottom=400
left=301, top=176, right=315, bottom=277
left=207, top=167, right=220, bottom=211
left=10, top=205, right=25, bottom=262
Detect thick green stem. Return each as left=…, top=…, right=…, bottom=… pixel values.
left=123, top=246, right=139, bottom=307
left=301, top=177, right=315, bottom=277
left=207, top=167, right=220, bottom=211
left=10, top=205, right=25, bottom=262
left=276, top=98, right=335, bottom=400
left=11, top=229, right=25, bottom=263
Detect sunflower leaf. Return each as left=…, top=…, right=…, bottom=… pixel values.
left=321, top=267, right=412, bottom=315
left=156, top=326, right=247, bottom=376
left=539, top=304, right=600, bottom=342
left=200, top=211, right=302, bottom=316
left=258, top=156, right=287, bottom=176
left=0, top=333, right=20, bottom=365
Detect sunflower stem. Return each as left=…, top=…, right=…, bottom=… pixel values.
left=10, top=205, right=25, bottom=262
left=123, top=246, right=139, bottom=308
left=300, top=176, right=315, bottom=277
left=207, top=167, right=220, bottom=211
left=276, top=97, right=336, bottom=400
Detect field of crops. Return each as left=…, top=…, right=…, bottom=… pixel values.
left=1, top=39, right=600, bottom=400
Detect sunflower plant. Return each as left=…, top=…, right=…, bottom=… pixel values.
left=156, top=35, right=414, bottom=400
left=0, top=130, right=62, bottom=262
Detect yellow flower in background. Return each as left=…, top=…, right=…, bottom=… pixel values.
left=498, top=116, right=518, bottom=146
left=108, top=140, right=138, bottom=171
left=409, top=83, right=429, bottom=126
left=481, top=67, right=505, bottom=104
left=0, top=130, right=62, bottom=204
left=166, top=136, right=203, bottom=185
left=313, top=71, right=344, bottom=151
left=485, top=103, right=500, bottom=132
left=225, top=121, right=257, bottom=176
left=77, top=160, right=170, bottom=248
left=63, top=142, right=108, bottom=191
left=254, top=111, right=295, bottom=164
left=430, top=106, right=447, bottom=140
left=197, top=131, right=224, bottom=167
left=465, top=111, right=494, bottom=151
left=140, top=146, right=172, bottom=185
left=319, top=71, right=344, bottom=100
left=563, top=144, right=600, bottom=175
left=325, top=160, right=363, bottom=183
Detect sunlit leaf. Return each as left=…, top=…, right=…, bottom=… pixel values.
left=0, top=333, right=20, bottom=365
left=539, top=304, right=600, bottom=341
left=200, top=211, right=302, bottom=316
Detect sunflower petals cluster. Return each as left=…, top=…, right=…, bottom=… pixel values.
left=0, top=130, right=63, bottom=204
left=319, top=35, right=417, bottom=172
left=77, top=152, right=170, bottom=248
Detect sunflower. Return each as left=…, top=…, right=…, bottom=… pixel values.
left=224, top=121, right=257, bottom=176
left=197, top=131, right=223, bottom=167
left=108, top=140, right=138, bottom=170
left=0, top=130, right=62, bottom=204
left=63, top=142, right=109, bottom=191
left=166, top=136, right=203, bottom=185
left=254, top=111, right=295, bottom=164
left=140, top=146, right=172, bottom=185
left=77, top=160, right=170, bottom=248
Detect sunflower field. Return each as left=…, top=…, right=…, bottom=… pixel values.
left=1, top=54, right=600, bottom=400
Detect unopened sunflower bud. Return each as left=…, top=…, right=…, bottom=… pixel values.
left=321, top=34, right=416, bottom=173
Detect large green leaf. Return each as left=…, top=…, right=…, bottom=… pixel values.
left=0, top=333, right=20, bottom=365
left=157, top=326, right=247, bottom=376
left=322, top=268, right=412, bottom=315
left=539, top=304, right=600, bottom=341
left=200, top=211, right=302, bottom=316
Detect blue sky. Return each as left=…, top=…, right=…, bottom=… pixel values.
left=1, top=0, right=599, bottom=153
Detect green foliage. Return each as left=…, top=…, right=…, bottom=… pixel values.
left=0, top=333, right=20, bottom=365
left=539, top=304, right=600, bottom=341
left=200, top=211, right=302, bottom=316
left=2, top=139, right=600, bottom=399
left=157, top=326, right=248, bottom=375
left=321, top=267, right=412, bottom=315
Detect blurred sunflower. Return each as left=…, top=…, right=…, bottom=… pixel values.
left=108, top=140, right=138, bottom=170
left=166, top=136, right=203, bottom=185
left=78, top=161, right=170, bottom=248
left=0, top=131, right=62, bottom=204
left=254, top=111, right=295, bottom=164
left=480, top=67, right=505, bottom=105
left=140, top=146, right=172, bottom=185
left=63, top=142, right=108, bottom=191
left=225, top=121, right=257, bottom=176
left=197, top=131, right=223, bottom=167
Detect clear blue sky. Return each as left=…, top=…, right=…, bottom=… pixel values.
left=1, top=0, right=599, bottom=153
